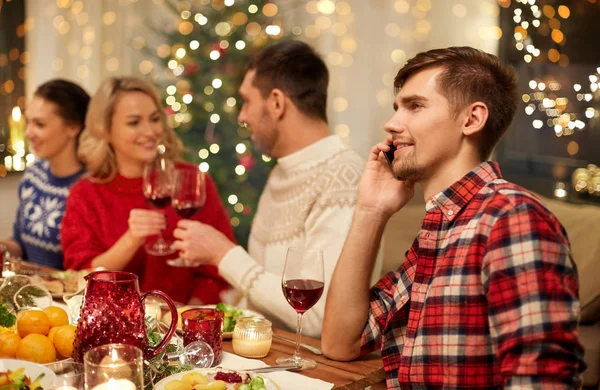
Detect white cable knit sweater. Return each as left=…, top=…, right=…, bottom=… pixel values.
left=219, top=135, right=376, bottom=338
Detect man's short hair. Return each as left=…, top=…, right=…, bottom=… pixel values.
left=394, top=46, right=519, bottom=160
left=248, top=40, right=329, bottom=122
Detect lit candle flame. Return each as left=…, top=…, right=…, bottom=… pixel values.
left=11, top=106, right=22, bottom=122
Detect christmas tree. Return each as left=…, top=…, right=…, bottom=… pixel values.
left=145, top=0, right=291, bottom=246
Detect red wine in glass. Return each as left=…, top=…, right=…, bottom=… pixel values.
left=276, top=247, right=324, bottom=370
left=147, top=195, right=172, bottom=209
left=143, top=154, right=175, bottom=256
left=282, top=279, right=324, bottom=314
left=173, top=202, right=201, bottom=218
left=167, top=167, right=206, bottom=267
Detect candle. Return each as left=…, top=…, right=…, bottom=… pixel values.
left=232, top=318, right=272, bottom=358
left=8, top=106, right=26, bottom=172
left=91, top=378, right=136, bottom=390
left=8, top=106, right=25, bottom=148
left=232, top=337, right=272, bottom=358
left=84, top=345, right=143, bottom=390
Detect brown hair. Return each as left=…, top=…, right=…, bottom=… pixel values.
left=78, top=76, right=183, bottom=181
left=394, top=46, right=518, bottom=160
left=34, top=79, right=90, bottom=149
left=248, top=40, right=329, bottom=122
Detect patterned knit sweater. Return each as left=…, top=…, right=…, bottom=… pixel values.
left=219, top=135, right=376, bottom=337
left=12, top=160, right=85, bottom=269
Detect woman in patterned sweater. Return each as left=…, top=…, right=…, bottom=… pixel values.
left=0, top=80, right=89, bottom=269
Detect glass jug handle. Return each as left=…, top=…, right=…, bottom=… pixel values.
left=141, top=290, right=178, bottom=360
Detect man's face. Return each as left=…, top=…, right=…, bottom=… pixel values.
left=385, top=67, right=464, bottom=182
left=238, top=70, right=279, bottom=157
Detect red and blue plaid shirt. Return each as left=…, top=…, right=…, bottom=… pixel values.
left=361, top=162, right=585, bottom=389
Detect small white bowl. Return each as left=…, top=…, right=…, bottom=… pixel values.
left=0, top=358, right=57, bottom=389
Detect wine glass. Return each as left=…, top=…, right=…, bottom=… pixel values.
left=276, top=247, right=324, bottom=370
left=143, top=154, right=175, bottom=256
left=167, top=167, right=206, bottom=267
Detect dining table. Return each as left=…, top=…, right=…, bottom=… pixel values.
left=10, top=261, right=386, bottom=389
left=222, top=328, right=385, bottom=389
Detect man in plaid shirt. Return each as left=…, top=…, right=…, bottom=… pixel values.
left=322, top=46, right=585, bottom=389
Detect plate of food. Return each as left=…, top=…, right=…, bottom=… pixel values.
left=36, top=269, right=85, bottom=299
left=0, top=358, right=56, bottom=389
left=154, top=367, right=278, bottom=390
left=162, top=303, right=264, bottom=339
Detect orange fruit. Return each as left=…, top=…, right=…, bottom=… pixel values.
left=53, top=324, right=76, bottom=359
left=43, top=306, right=69, bottom=328
left=17, top=310, right=50, bottom=337
left=48, top=326, right=63, bottom=344
left=16, top=334, right=56, bottom=364
left=0, top=332, right=21, bottom=358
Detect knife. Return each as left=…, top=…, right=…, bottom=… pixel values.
left=242, top=364, right=301, bottom=373
left=272, top=334, right=323, bottom=355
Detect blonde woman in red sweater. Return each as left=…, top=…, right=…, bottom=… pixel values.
left=61, top=76, right=234, bottom=304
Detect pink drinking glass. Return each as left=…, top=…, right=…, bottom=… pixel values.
left=181, top=309, right=223, bottom=366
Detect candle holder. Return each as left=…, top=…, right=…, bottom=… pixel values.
left=46, top=360, right=84, bottom=389
left=232, top=317, right=272, bottom=358
left=83, top=344, right=144, bottom=390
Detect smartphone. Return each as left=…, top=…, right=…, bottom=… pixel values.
left=384, top=143, right=397, bottom=167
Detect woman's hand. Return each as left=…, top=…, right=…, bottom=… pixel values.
left=173, top=220, right=235, bottom=266
left=126, top=209, right=166, bottom=247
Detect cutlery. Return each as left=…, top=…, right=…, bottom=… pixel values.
left=242, top=364, right=302, bottom=373
left=272, top=334, right=323, bottom=355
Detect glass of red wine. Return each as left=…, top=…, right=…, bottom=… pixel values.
left=143, top=154, right=175, bottom=256
left=276, top=246, right=324, bottom=369
left=167, top=167, right=206, bottom=267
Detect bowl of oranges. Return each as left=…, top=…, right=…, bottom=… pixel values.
left=0, top=305, right=77, bottom=364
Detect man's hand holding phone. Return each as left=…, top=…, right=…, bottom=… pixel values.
left=355, top=138, right=415, bottom=218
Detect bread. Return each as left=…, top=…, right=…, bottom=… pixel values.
left=41, top=279, right=64, bottom=295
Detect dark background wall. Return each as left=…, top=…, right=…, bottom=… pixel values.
left=496, top=0, right=600, bottom=205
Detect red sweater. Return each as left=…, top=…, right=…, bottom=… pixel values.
left=61, top=164, right=235, bottom=304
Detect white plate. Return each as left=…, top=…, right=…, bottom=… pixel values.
left=154, top=368, right=279, bottom=390
left=0, top=358, right=56, bottom=388
left=163, top=304, right=264, bottom=339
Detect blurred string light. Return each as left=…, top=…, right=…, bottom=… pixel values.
left=524, top=77, right=585, bottom=137
left=508, top=0, right=599, bottom=146
left=507, top=0, right=572, bottom=67
left=301, top=1, right=357, bottom=144
left=0, top=1, right=33, bottom=174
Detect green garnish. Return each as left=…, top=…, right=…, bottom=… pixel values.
left=144, top=319, right=193, bottom=390
left=215, top=303, right=245, bottom=332
left=0, top=281, right=47, bottom=312
left=0, top=302, right=16, bottom=328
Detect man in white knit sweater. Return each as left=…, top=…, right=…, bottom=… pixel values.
left=173, top=40, right=377, bottom=338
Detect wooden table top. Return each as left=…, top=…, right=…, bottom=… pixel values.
left=223, top=328, right=385, bottom=389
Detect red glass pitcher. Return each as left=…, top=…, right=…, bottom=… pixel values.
left=72, top=271, right=178, bottom=362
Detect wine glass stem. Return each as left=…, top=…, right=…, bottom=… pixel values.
left=156, top=212, right=167, bottom=244
left=293, top=312, right=303, bottom=362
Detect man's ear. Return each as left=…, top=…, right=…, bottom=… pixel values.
left=461, top=101, right=488, bottom=136
left=268, top=88, right=286, bottom=120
